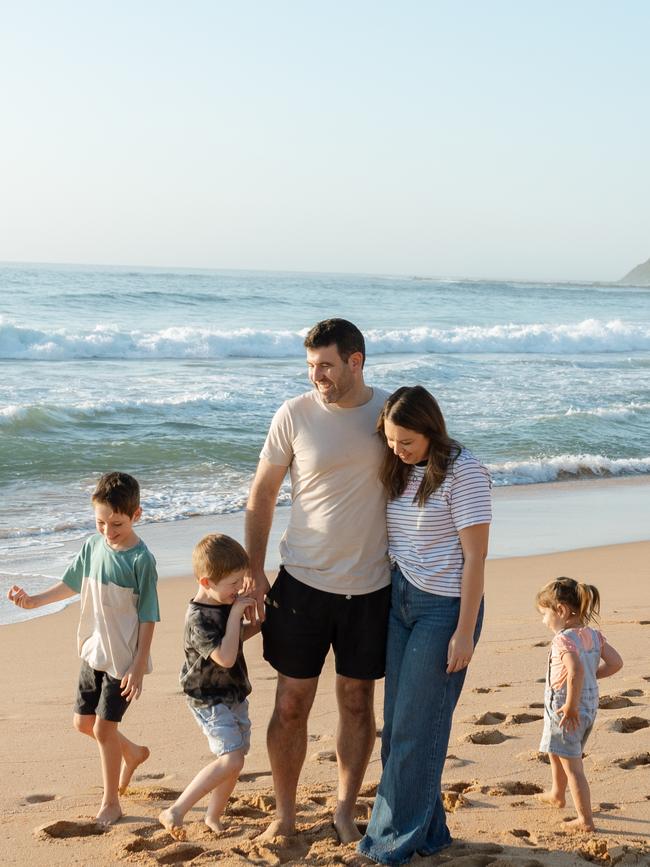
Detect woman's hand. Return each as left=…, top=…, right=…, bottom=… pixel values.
left=446, top=629, right=475, bottom=673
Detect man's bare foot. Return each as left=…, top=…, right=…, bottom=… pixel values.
left=535, top=790, right=566, bottom=808
left=333, top=811, right=362, bottom=844
left=118, top=745, right=150, bottom=794
left=563, top=816, right=595, bottom=832
left=96, top=802, right=122, bottom=825
left=159, top=807, right=187, bottom=840
left=256, top=818, right=295, bottom=840
left=204, top=815, right=224, bottom=834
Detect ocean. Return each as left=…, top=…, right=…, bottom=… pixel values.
left=1, top=263, right=649, bottom=623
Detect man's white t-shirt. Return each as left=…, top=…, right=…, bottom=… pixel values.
left=260, top=387, right=390, bottom=595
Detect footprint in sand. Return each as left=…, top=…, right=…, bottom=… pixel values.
left=232, top=838, right=311, bottom=865
left=597, top=802, right=620, bottom=812
left=239, top=771, right=273, bottom=782
left=535, top=677, right=545, bottom=683
left=22, top=794, right=57, bottom=804
left=471, top=711, right=506, bottom=725
left=228, top=794, right=276, bottom=818
left=615, top=752, right=650, bottom=769
left=488, top=781, right=543, bottom=796
left=360, top=782, right=378, bottom=797
left=621, top=688, right=645, bottom=697
left=310, top=749, right=337, bottom=763
left=643, top=676, right=650, bottom=682
left=609, top=716, right=650, bottom=734
left=506, top=712, right=543, bottom=725
left=472, top=687, right=495, bottom=693
left=134, top=772, right=167, bottom=782
left=510, top=828, right=531, bottom=838
left=523, top=750, right=550, bottom=764
left=155, top=844, right=207, bottom=864
left=34, top=820, right=106, bottom=839
left=528, top=702, right=544, bottom=709
left=445, top=754, right=473, bottom=768
left=600, top=695, right=634, bottom=709
left=441, top=791, right=466, bottom=812
left=533, top=640, right=550, bottom=647
left=463, top=729, right=509, bottom=745
left=122, top=785, right=183, bottom=801
left=497, top=683, right=512, bottom=688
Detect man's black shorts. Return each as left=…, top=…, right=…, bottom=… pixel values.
left=74, top=660, right=131, bottom=722
left=262, top=566, right=390, bottom=680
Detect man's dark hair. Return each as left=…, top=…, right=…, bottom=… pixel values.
left=303, top=318, right=366, bottom=366
left=91, top=471, right=141, bottom=517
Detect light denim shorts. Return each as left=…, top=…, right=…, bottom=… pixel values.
left=189, top=699, right=251, bottom=758
left=539, top=692, right=596, bottom=759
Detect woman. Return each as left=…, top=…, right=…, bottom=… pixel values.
left=358, top=386, right=491, bottom=865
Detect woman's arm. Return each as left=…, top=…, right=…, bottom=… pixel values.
left=446, top=522, right=489, bottom=674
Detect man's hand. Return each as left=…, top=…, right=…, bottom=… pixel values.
left=120, top=664, right=146, bottom=702
left=557, top=702, right=580, bottom=732
left=244, top=571, right=271, bottom=624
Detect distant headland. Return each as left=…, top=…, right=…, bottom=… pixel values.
left=620, top=257, right=650, bottom=285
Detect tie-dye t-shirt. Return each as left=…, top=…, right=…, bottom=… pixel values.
left=179, top=600, right=251, bottom=709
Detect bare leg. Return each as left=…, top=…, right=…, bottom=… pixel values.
left=205, top=766, right=243, bottom=833
left=333, top=675, right=375, bottom=843
left=93, top=718, right=124, bottom=824
left=536, top=753, right=567, bottom=807
left=159, top=750, right=245, bottom=836
left=559, top=755, right=594, bottom=831
left=73, top=713, right=150, bottom=794
left=258, top=674, right=319, bottom=839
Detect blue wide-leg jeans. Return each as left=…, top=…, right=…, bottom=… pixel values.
left=358, top=565, right=484, bottom=866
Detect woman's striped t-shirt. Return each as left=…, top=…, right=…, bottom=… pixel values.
left=387, top=448, right=492, bottom=597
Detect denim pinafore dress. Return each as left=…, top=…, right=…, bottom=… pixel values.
left=539, top=626, right=601, bottom=758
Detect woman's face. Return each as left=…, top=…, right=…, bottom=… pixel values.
left=384, top=419, right=430, bottom=464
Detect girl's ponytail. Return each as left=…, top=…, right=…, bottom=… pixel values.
left=576, top=582, right=600, bottom=625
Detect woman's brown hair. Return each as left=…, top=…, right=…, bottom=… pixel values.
left=378, top=385, right=461, bottom=506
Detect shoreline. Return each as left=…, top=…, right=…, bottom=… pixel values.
left=1, top=474, right=649, bottom=627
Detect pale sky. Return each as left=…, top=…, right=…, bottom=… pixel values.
left=1, top=1, right=648, bottom=281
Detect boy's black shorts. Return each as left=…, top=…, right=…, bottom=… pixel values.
left=262, top=566, right=390, bottom=680
left=74, top=660, right=130, bottom=723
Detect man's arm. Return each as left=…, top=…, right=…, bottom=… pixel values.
left=244, top=459, right=287, bottom=622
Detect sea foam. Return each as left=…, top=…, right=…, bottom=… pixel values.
left=2, top=318, right=649, bottom=359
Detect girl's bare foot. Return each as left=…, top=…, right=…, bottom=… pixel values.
left=204, top=815, right=224, bottom=834
left=159, top=807, right=187, bottom=840
left=536, top=790, right=566, bottom=808
left=118, top=745, right=150, bottom=794
left=96, top=802, right=123, bottom=825
left=256, top=818, right=295, bottom=840
left=563, top=816, right=595, bottom=832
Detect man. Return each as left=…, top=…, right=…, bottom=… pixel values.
left=245, top=318, right=390, bottom=843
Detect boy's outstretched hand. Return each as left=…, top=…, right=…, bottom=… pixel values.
left=7, top=585, right=34, bottom=609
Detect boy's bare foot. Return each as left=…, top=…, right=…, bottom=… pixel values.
left=96, top=802, right=123, bottom=825
left=256, top=818, right=295, bottom=840
left=563, top=816, right=595, bottom=832
left=535, top=791, right=566, bottom=808
left=204, top=815, right=224, bottom=834
left=118, top=745, right=150, bottom=794
left=333, top=811, right=362, bottom=844
left=159, top=807, right=186, bottom=840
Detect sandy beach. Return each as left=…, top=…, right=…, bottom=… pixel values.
left=2, top=539, right=649, bottom=866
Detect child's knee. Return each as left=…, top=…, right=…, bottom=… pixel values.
left=74, top=713, right=95, bottom=736
left=223, top=749, right=245, bottom=774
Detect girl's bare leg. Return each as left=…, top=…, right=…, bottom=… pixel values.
left=159, top=750, right=245, bottom=835
left=73, top=713, right=150, bottom=793
left=559, top=755, right=594, bottom=831
left=536, top=753, right=567, bottom=807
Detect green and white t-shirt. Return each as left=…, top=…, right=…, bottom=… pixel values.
left=62, top=533, right=160, bottom=679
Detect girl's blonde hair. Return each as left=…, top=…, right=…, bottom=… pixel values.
left=536, top=576, right=600, bottom=625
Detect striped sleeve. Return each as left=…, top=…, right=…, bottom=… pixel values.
left=449, top=456, right=492, bottom=530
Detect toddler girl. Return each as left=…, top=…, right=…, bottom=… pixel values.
left=536, top=577, right=623, bottom=831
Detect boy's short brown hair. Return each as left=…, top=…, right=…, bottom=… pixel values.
left=92, top=471, right=141, bottom=517
left=192, top=533, right=249, bottom=584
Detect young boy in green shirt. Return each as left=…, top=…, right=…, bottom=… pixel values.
left=7, top=471, right=160, bottom=825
